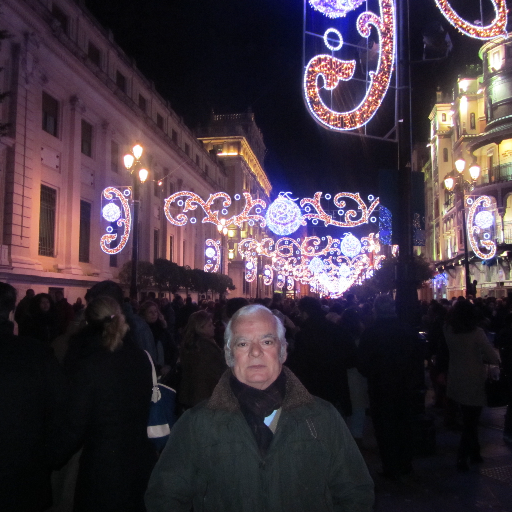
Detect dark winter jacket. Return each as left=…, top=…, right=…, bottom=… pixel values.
left=0, top=319, right=65, bottom=512
left=178, top=336, right=227, bottom=407
left=287, top=315, right=356, bottom=414
left=146, top=367, right=374, bottom=512
left=53, top=327, right=157, bottom=512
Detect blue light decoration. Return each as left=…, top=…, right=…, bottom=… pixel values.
left=379, top=205, right=392, bottom=245
left=100, top=186, right=132, bottom=255
left=265, top=192, right=303, bottom=236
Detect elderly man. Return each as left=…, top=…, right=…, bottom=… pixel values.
left=146, top=304, right=374, bottom=512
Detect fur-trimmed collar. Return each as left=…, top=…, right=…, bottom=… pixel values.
left=207, top=366, right=314, bottom=412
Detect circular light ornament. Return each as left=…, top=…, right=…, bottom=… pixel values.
left=475, top=211, right=493, bottom=230
left=265, top=193, right=303, bottom=235
left=339, top=263, right=351, bottom=278
left=340, top=233, right=361, bottom=258
left=309, top=256, right=324, bottom=274
left=309, top=0, right=366, bottom=18
left=102, top=203, right=121, bottom=222
left=323, top=28, right=343, bottom=51
left=205, top=247, right=216, bottom=258
left=246, top=262, right=254, bottom=270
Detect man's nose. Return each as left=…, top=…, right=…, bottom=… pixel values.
left=249, top=341, right=262, bottom=357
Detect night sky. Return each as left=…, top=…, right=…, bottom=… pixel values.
left=83, top=0, right=508, bottom=198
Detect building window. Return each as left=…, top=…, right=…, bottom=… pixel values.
left=81, top=120, right=93, bottom=157
left=168, top=181, right=175, bottom=196
left=139, top=94, right=147, bottom=112
left=38, top=185, right=57, bottom=257
left=116, top=70, right=126, bottom=93
left=154, top=173, right=160, bottom=197
left=443, top=147, right=448, bottom=162
left=171, top=129, right=178, bottom=144
left=169, top=235, right=174, bottom=262
left=470, top=112, right=476, bottom=130
left=154, top=230, right=159, bottom=262
left=87, top=42, right=101, bottom=67
left=111, top=141, right=119, bottom=173
left=156, top=113, right=164, bottom=130
left=185, top=143, right=190, bottom=156
left=79, top=200, right=91, bottom=263
left=42, top=92, right=59, bottom=137
left=51, top=4, right=68, bottom=33
left=195, top=155, right=200, bottom=166
left=441, top=113, right=446, bottom=122
left=213, top=144, right=223, bottom=154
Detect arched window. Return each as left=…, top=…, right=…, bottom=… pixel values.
left=470, top=112, right=476, bottom=130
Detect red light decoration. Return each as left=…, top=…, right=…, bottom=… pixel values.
left=434, top=0, right=507, bottom=40
left=204, top=239, right=221, bottom=273
left=164, top=191, right=266, bottom=229
left=100, top=187, right=132, bottom=255
left=466, top=195, right=497, bottom=260
left=301, top=192, right=379, bottom=227
left=304, top=0, right=395, bottom=130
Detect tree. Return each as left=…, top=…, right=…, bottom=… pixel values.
left=118, top=260, right=155, bottom=291
left=153, top=258, right=180, bottom=292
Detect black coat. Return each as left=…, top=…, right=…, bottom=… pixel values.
left=53, top=327, right=157, bottom=512
left=0, top=319, right=65, bottom=512
left=287, top=315, right=356, bottom=414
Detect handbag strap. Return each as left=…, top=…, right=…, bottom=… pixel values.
left=144, top=350, right=161, bottom=403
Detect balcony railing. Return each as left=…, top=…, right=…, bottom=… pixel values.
left=481, top=162, right=512, bottom=184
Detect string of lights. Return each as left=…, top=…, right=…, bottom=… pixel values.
left=466, top=195, right=497, bottom=260
left=304, top=0, right=396, bottom=131
left=434, top=0, right=507, bottom=40
left=100, top=187, right=132, bottom=255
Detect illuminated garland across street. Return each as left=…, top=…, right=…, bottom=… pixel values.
left=466, top=195, right=497, bottom=260
left=304, top=0, right=396, bottom=131
left=164, top=190, right=379, bottom=231
left=309, top=0, right=366, bottom=18
left=236, top=233, right=384, bottom=298
left=434, top=0, right=507, bottom=40
left=100, top=187, right=132, bottom=255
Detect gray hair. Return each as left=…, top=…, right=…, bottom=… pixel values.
left=224, top=304, right=287, bottom=367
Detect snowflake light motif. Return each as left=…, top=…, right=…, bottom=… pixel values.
left=265, top=193, right=303, bottom=236
left=102, top=203, right=122, bottom=223
left=309, top=0, right=366, bottom=18
left=475, top=210, right=494, bottom=230
left=340, top=233, right=361, bottom=258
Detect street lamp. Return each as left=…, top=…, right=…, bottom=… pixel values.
left=443, top=158, right=481, bottom=297
left=124, top=143, right=149, bottom=299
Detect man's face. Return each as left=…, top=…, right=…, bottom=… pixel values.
left=231, top=311, right=285, bottom=390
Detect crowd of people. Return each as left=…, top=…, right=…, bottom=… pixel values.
left=1, top=280, right=511, bottom=511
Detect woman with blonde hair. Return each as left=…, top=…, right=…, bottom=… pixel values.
left=178, top=310, right=227, bottom=408
left=53, top=296, right=156, bottom=512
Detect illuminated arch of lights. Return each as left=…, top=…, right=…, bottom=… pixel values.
left=466, top=195, right=497, bottom=260
left=204, top=239, right=221, bottom=273
left=236, top=233, right=385, bottom=298
left=304, top=0, right=396, bottom=131
left=100, top=187, right=132, bottom=255
left=164, top=190, right=379, bottom=232
left=434, top=0, right=507, bottom=40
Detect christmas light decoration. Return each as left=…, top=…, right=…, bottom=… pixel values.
left=475, top=210, right=494, bottom=230
left=309, top=0, right=366, bottom=18
left=100, top=187, right=132, bottom=255
left=466, top=196, right=497, bottom=260
left=265, top=193, right=303, bottom=235
left=164, top=191, right=266, bottom=229
left=301, top=192, right=379, bottom=227
left=204, top=239, right=220, bottom=273
left=434, top=0, right=507, bottom=40
left=340, top=233, right=362, bottom=258
left=304, top=0, right=396, bottom=131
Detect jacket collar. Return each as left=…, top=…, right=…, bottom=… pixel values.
left=207, top=366, right=314, bottom=413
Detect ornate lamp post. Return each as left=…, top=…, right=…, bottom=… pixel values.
left=443, top=158, right=481, bottom=297
left=123, top=143, right=149, bottom=299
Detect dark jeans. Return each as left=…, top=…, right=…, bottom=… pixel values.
left=458, top=404, right=482, bottom=460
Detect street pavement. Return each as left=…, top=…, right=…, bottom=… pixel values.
left=360, top=396, right=512, bottom=511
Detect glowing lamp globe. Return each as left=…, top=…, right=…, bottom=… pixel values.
left=340, top=233, right=361, bottom=258
left=205, top=247, right=216, bottom=258
left=102, top=203, right=122, bottom=223
left=266, top=194, right=303, bottom=236
left=475, top=211, right=493, bottom=230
